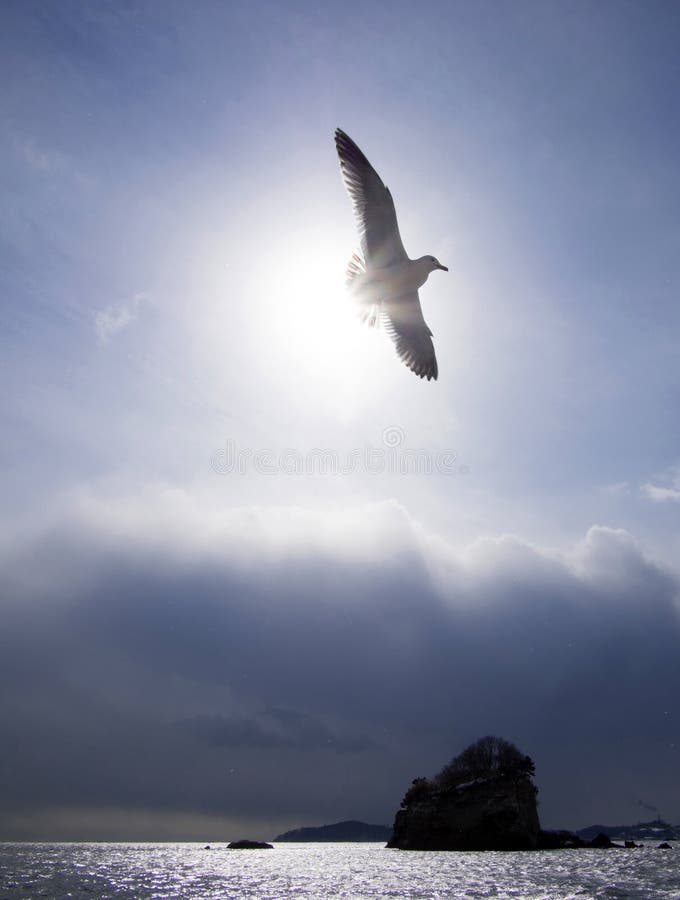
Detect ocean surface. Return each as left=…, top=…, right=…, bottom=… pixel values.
left=1, top=841, right=679, bottom=900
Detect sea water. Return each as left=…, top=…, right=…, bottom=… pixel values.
left=1, top=841, right=679, bottom=899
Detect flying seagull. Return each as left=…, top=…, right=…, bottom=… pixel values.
left=335, top=128, right=447, bottom=381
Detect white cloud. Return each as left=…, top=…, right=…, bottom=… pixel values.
left=13, top=137, right=65, bottom=173
left=13, top=136, right=94, bottom=188
left=4, top=485, right=678, bottom=607
left=94, top=292, right=147, bottom=344
left=641, top=466, right=680, bottom=503
left=642, top=483, right=680, bottom=503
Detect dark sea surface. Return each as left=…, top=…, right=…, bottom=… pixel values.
left=1, top=841, right=679, bottom=899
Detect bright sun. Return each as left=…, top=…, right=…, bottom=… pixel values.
left=263, top=238, right=378, bottom=389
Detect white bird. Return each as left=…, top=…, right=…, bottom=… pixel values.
left=335, top=128, right=448, bottom=381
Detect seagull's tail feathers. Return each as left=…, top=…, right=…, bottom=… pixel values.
left=345, top=252, right=380, bottom=328
left=358, top=300, right=381, bottom=329
left=345, top=251, right=366, bottom=286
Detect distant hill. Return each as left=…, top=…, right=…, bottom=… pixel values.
left=273, top=820, right=392, bottom=842
left=577, top=819, right=680, bottom=842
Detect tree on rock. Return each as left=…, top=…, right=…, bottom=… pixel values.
left=435, top=735, right=535, bottom=790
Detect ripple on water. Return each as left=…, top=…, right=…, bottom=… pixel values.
left=1, top=843, right=680, bottom=900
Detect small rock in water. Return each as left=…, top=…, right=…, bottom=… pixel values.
left=589, top=833, right=613, bottom=848
left=227, top=839, right=274, bottom=850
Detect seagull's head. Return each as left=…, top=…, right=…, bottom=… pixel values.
left=424, top=255, right=448, bottom=273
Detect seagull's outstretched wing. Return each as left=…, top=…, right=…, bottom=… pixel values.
left=335, top=129, right=407, bottom=269
left=383, top=292, right=438, bottom=381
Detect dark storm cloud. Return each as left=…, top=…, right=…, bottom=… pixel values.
left=182, top=708, right=376, bottom=754
left=1, top=496, right=679, bottom=837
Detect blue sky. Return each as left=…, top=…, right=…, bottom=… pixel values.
left=1, top=0, right=679, bottom=839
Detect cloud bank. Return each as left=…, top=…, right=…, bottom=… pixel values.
left=1, top=489, right=678, bottom=839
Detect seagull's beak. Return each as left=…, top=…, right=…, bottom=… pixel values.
left=437, top=263, right=449, bottom=271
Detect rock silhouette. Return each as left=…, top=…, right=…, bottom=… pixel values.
left=227, top=840, right=274, bottom=850
left=388, top=736, right=541, bottom=851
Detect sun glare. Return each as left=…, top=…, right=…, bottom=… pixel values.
left=261, top=237, right=384, bottom=404
left=272, top=247, right=353, bottom=358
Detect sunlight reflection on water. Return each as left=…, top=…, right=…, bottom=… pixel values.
left=2, top=842, right=680, bottom=900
